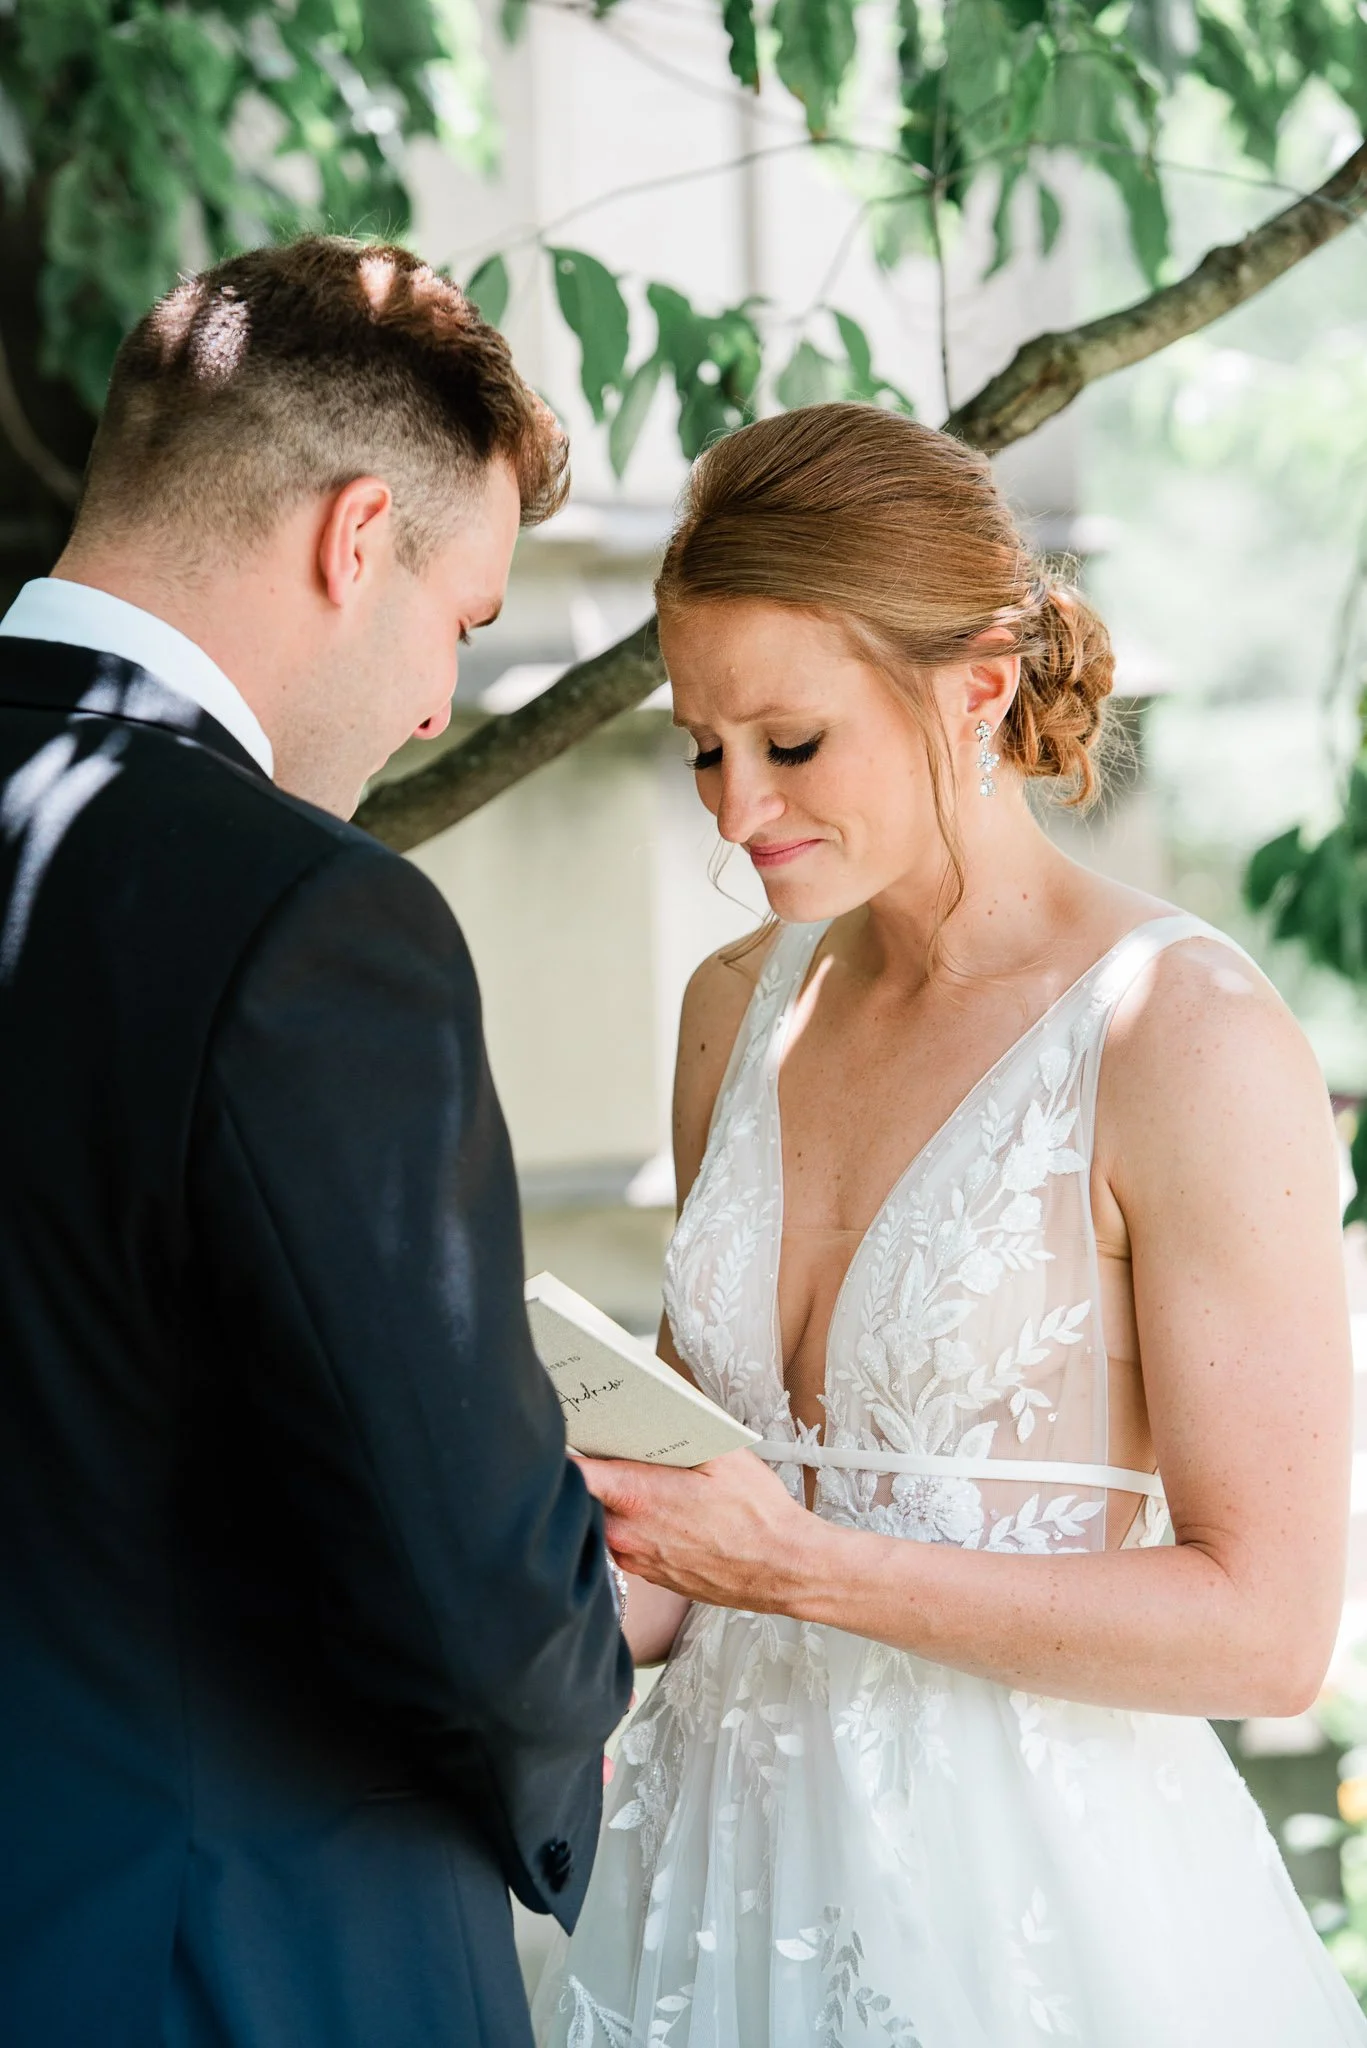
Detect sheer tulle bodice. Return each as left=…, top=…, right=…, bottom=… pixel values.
left=664, top=916, right=1174, bottom=1555
left=535, top=916, right=1367, bottom=2048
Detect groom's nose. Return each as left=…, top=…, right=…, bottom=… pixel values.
left=415, top=702, right=453, bottom=741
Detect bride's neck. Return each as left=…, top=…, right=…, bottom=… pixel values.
left=855, top=784, right=1076, bottom=991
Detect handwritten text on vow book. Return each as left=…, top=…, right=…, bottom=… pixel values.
left=524, top=1272, right=759, bottom=1468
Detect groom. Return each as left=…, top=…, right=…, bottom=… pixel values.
left=0, top=238, right=632, bottom=2048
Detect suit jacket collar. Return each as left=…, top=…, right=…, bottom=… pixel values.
left=0, top=638, right=272, bottom=785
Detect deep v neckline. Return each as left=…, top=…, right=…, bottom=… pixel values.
left=767, top=915, right=1181, bottom=1437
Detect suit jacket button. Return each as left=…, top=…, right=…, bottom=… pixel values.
left=540, top=1838, right=573, bottom=1892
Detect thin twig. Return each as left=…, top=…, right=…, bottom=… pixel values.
left=442, top=137, right=832, bottom=274
left=928, top=0, right=957, bottom=413
left=442, top=128, right=1358, bottom=281
left=0, top=324, right=81, bottom=508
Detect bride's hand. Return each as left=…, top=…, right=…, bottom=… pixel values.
left=575, top=1449, right=816, bottom=1613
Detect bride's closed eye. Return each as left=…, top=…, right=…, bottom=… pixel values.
left=687, top=734, right=825, bottom=772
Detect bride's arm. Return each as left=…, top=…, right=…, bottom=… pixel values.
left=615, top=942, right=767, bottom=1668
left=583, top=943, right=1354, bottom=1719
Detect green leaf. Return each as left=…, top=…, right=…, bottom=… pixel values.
left=1037, top=177, right=1062, bottom=254
left=896, top=0, right=925, bottom=100
left=832, top=309, right=873, bottom=385
left=465, top=253, right=509, bottom=328
left=361, top=0, right=447, bottom=73
left=0, top=77, right=32, bottom=197
left=547, top=246, right=630, bottom=422
left=1347, top=1109, right=1367, bottom=1230
left=1192, top=8, right=1287, bottom=168
left=773, top=0, right=858, bottom=134
left=643, top=284, right=762, bottom=455
left=708, top=306, right=764, bottom=407
left=827, top=309, right=916, bottom=412
left=1038, top=47, right=1168, bottom=282
left=500, top=0, right=530, bottom=40
left=1344, top=763, right=1367, bottom=843
left=678, top=377, right=736, bottom=459
left=1245, top=825, right=1305, bottom=911
left=647, top=281, right=711, bottom=386
left=1101, top=149, right=1169, bottom=286
left=1004, top=26, right=1051, bottom=145
left=775, top=339, right=848, bottom=410
left=945, top=0, right=1015, bottom=130
left=609, top=354, right=663, bottom=477
left=898, top=66, right=971, bottom=206
left=723, top=0, right=760, bottom=88
left=988, top=163, right=1023, bottom=276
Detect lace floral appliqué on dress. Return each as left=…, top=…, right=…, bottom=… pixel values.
left=534, top=915, right=1367, bottom=2048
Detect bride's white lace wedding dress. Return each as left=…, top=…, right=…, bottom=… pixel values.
left=534, top=914, right=1367, bottom=2046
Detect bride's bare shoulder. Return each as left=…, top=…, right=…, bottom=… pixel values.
left=672, top=928, right=779, bottom=1193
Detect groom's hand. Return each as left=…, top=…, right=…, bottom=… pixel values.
left=574, top=1450, right=815, bottom=1614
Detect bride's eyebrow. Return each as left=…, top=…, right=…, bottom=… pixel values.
left=672, top=704, right=817, bottom=728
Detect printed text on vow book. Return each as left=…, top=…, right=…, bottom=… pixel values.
left=525, top=1271, right=759, bottom=1467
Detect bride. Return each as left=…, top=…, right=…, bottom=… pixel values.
left=533, top=403, right=1365, bottom=2046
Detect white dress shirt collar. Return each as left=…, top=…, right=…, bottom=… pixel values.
left=0, top=577, right=274, bottom=778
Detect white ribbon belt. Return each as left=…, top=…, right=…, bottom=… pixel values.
left=754, top=1441, right=1165, bottom=1499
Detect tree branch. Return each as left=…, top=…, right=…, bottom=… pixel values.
left=0, top=323, right=82, bottom=507
left=943, top=138, right=1367, bottom=452
left=359, top=137, right=1367, bottom=850
left=355, top=616, right=664, bottom=850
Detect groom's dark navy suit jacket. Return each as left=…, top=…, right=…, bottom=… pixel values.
left=0, top=637, right=633, bottom=2047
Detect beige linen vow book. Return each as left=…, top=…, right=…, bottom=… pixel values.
left=525, top=1271, right=759, bottom=1468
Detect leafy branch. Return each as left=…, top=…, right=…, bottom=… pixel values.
left=356, top=134, right=1367, bottom=849
left=946, top=138, right=1367, bottom=450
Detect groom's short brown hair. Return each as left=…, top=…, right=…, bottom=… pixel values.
left=77, top=236, right=568, bottom=566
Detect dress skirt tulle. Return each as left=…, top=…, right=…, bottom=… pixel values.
left=532, top=1603, right=1367, bottom=2047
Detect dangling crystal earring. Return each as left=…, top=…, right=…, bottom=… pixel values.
left=975, top=720, right=1000, bottom=798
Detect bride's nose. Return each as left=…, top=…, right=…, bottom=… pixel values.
left=714, top=758, right=785, bottom=845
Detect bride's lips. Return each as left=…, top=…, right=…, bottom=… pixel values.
left=747, top=837, right=823, bottom=870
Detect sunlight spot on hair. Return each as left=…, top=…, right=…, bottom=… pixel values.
left=0, top=730, right=125, bottom=981
left=190, top=293, right=250, bottom=386
left=358, top=251, right=399, bottom=312
left=149, top=279, right=204, bottom=364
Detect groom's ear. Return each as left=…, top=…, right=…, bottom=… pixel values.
left=316, top=476, right=395, bottom=609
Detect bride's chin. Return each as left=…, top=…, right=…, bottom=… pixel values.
left=758, top=871, right=863, bottom=925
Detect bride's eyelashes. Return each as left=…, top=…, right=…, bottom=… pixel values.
left=769, top=733, right=824, bottom=767
left=687, top=734, right=825, bottom=773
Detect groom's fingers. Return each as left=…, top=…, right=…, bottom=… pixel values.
left=573, top=1455, right=667, bottom=1518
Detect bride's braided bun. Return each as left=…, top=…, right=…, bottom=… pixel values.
left=657, top=403, right=1114, bottom=809
left=1008, top=577, right=1115, bottom=803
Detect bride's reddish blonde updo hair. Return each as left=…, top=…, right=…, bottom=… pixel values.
left=655, top=402, right=1114, bottom=810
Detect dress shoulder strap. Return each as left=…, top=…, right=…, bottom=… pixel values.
left=706, top=919, right=829, bottom=1141
left=1078, top=911, right=1265, bottom=1129
left=1089, top=911, right=1263, bottom=1017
